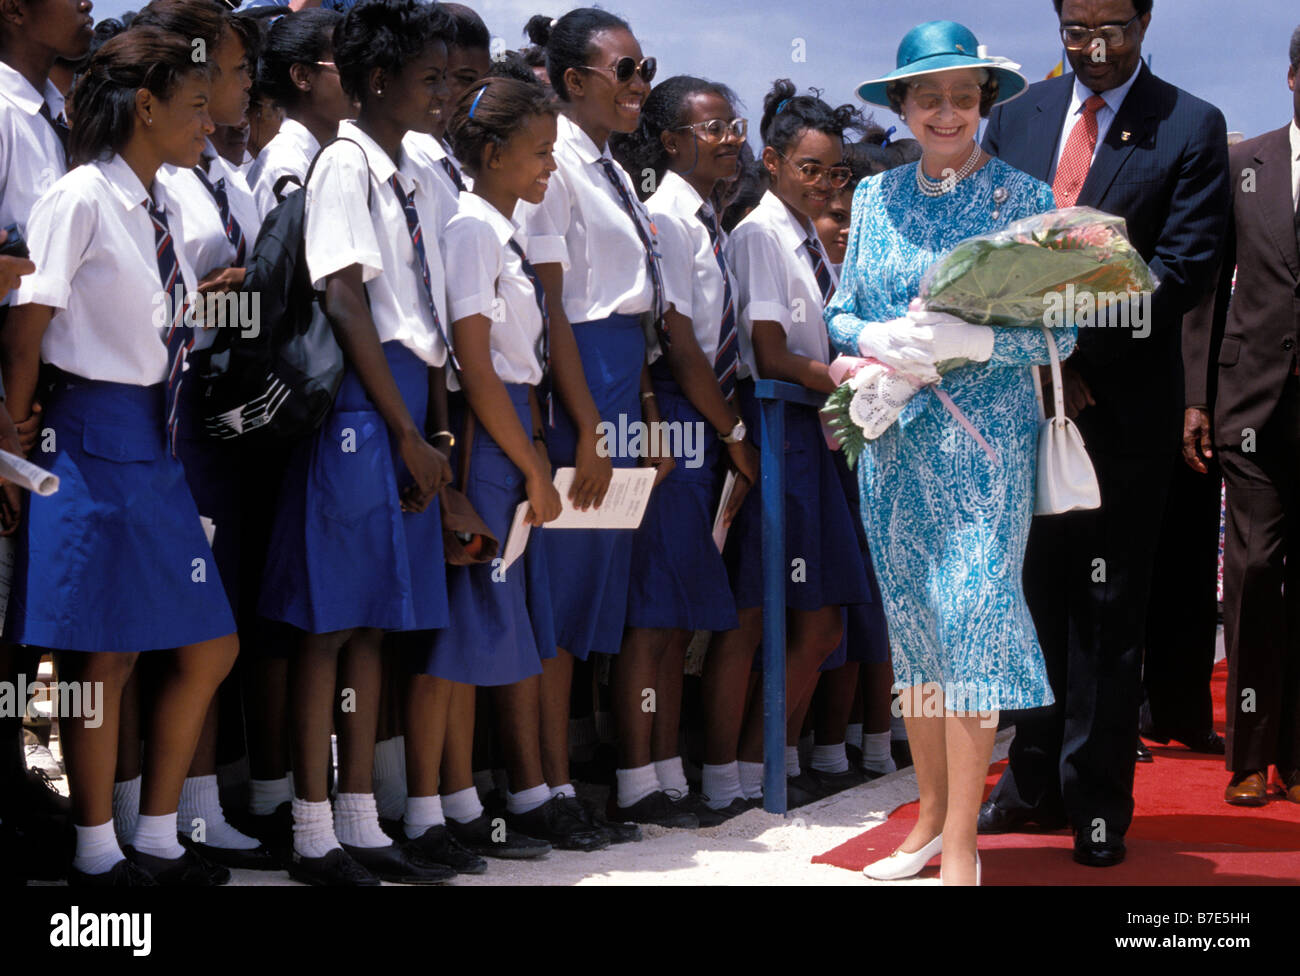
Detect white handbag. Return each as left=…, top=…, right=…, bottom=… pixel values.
left=1030, top=327, right=1101, bottom=515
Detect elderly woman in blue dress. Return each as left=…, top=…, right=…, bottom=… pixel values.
left=826, top=21, right=1077, bottom=886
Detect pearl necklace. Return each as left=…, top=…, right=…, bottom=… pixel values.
left=915, top=143, right=981, bottom=197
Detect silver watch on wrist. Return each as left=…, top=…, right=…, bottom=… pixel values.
left=719, top=419, right=747, bottom=444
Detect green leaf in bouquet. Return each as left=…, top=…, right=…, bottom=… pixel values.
left=822, top=383, right=865, bottom=469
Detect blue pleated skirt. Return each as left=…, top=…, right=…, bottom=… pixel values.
left=259, top=341, right=449, bottom=634
left=830, top=450, right=891, bottom=666
left=625, top=363, right=738, bottom=632
left=417, top=384, right=555, bottom=685
left=4, top=373, right=235, bottom=652
left=543, top=313, right=643, bottom=660
left=724, top=379, right=871, bottom=612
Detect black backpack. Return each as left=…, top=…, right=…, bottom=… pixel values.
left=192, top=137, right=371, bottom=442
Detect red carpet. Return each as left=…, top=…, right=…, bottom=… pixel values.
left=814, top=660, right=1300, bottom=884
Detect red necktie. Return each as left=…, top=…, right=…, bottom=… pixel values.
left=1053, top=94, right=1106, bottom=208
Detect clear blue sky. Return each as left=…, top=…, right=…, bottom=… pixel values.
left=88, top=0, right=1299, bottom=139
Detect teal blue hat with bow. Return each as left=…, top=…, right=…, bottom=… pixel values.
left=855, top=20, right=1028, bottom=108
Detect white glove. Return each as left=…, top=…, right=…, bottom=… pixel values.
left=856, top=317, right=942, bottom=381
left=857, top=308, right=993, bottom=378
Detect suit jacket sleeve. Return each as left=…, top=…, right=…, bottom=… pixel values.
left=1182, top=238, right=1234, bottom=411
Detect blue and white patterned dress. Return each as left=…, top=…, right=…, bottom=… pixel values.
left=826, top=158, right=1077, bottom=712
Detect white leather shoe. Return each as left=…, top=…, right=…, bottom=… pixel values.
left=862, top=834, right=942, bottom=880
left=940, top=853, right=981, bottom=886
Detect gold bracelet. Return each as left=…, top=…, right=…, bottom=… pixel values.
left=430, top=430, right=455, bottom=447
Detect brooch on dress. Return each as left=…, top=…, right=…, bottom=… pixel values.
left=991, top=186, right=1009, bottom=221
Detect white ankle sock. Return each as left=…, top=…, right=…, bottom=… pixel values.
left=890, top=712, right=908, bottom=740
left=248, top=776, right=292, bottom=816
left=811, top=743, right=849, bottom=774
left=132, top=812, right=185, bottom=860
left=442, top=786, right=483, bottom=825
left=292, top=797, right=341, bottom=858
left=508, top=783, right=552, bottom=815
left=616, top=763, right=660, bottom=808
left=372, top=737, right=407, bottom=821
left=785, top=746, right=801, bottom=778
left=738, top=761, right=764, bottom=799
left=402, top=794, right=444, bottom=839
left=845, top=723, right=863, bottom=748
left=654, top=756, right=689, bottom=795
left=178, top=774, right=259, bottom=849
left=862, top=731, right=897, bottom=774
left=112, top=775, right=140, bottom=847
left=701, top=762, right=743, bottom=810
left=334, top=792, right=391, bottom=849
left=549, top=782, right=576, bottom=800
left=73, top=820, right=124, bottom=876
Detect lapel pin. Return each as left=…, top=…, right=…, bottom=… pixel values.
left=1121, top=131, right=1131, bottom=142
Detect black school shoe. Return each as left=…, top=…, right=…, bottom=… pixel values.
left=505, top=796, right=611, bottom=852
left=179, top=834, right=282, bottom=871
left=287, top=847, right=381, bottom=886
left=340, top=842, right=456, bottom=884
left=236, top=801, right=293, bottom=860
left=123, top=845, right=230, bottom=886
left=666, top=790, right=749, bottom=827
left=806, top=766, right=867, bottom=795
left=445, top=812, right=552, bottom=860
left=401, top=824, right=488, bottom=875
left=68, top=858, right=158, bottom=887
left=610, top=790, right=700, bottom=829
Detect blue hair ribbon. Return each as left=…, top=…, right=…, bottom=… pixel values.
left=468, top=86, right=487, bottom=120
left=775, top=98, right=791, bottom=115
left=882, top=125, right=896, bottom=147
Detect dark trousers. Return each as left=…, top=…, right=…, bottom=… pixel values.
left=990, top=448, right=1170, bottom=838
left=1141, top=453, right=1222, bottom=740
left=1219, top=374, right=1300, bottom=773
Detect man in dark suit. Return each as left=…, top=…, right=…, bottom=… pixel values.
left=977, top=0, right=1230, bottom=867
left=1183, top=27, right=1300, bottom=808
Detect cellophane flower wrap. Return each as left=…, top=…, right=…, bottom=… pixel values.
left=824, top=206, right=1158, bottom=467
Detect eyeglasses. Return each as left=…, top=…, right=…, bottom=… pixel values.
left=1060, top=14, right=1141, bottom=52
left=906, top=83, right=983, bottom=112
left=577, top=56, right=657, bottom=85
left=775, top=150, right=851, bottom=189
left=670, top=118, right=748, bottom=143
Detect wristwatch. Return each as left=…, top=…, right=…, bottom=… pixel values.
left=719, top=419, right=747, bottom=444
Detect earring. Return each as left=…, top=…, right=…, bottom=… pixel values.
left=376, top=87, right=384, bottom=97
left=146, top=117, right=152, bottom=126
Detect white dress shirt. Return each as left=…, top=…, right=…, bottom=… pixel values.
left=1289, top=119, right=1300, bottom=209
left=156, top=142, right=262, bottom=351
left=644, top=170, right=740, bottom=372
left=304, top=119, right=448, bottom=368
left=443, top=192, right=545, bottom=386
left=0, top=62, right=67, bottom=306
left=16, top=154, right=200, bottom=387
left=515, top=114, right=684, bottom=326
left=725, top=189, right=837, bottom=376
left=402, top=132, right=466, bottom=231
left=247, top=118, right=320, bottom=220
left=1050, top=63, right=1143, bottom=182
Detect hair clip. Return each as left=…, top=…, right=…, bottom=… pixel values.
left=775, top=98, right=791, bottom=115
left=468, top=86, right=487, bottom=120
left=881, top=125, right=896, bottom=147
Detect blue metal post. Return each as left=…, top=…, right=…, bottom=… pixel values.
left=758, top=394, right=787, bottom=814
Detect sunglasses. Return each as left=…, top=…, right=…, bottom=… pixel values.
left=671, top=117, right=748, bottom=143
left=578, top=56, right=657, bottom=85
left=1060, top=14, right=1140, bottom=52
left=907, top=84, right=983, bottom=112
left=775, top=150, right=851, bottom=189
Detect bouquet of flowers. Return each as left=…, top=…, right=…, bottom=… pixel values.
left=824, top=206, right=1157, bottom=467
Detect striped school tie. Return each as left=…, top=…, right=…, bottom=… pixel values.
left=507, top=237, right=553, bottom=426
left=37, top=102, right=69, bottom=155
left=146, top=199, right=194, bottom=456
left=698, top=205, right=738, bottom=402
left=440, top=155, right=467, bottom=193
left=389, top=175, right=460, bottom=372
left=803, top=237, right=835, bottom=308
left=596, top=156, right=668, bottom=346
left=193, top=162, right=248, bottom=266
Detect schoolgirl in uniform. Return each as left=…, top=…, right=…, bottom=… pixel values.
left=256, top=0, right=457, bottom=886
left=247, top=7, right=348, bottom=220
left=142, top=0, right=278, bottom=870
left=0, top=0, right=91, bottom=856
left=410, top=75, right=610, bottom=856
left=514, top=8, right=677, bottom=837
left=718, top=80, right=873, bottom=805
left=607, top=75, right=759, bottom=825
left=2, top=27, right=240, bottom=886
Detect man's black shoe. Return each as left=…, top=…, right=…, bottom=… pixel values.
left=446, top=812, right=551, bottom=859
left=1136, top=740, right=1154, bottom=763
left=287, top=847, right=380, bottom=886
left=1073, top=833, right=1126, bottom=868
left=505, top=796, right=611, bottom=852
left=402, top=823, right=488, bottom=875
left=977, top=800, right=1067, bottom=834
